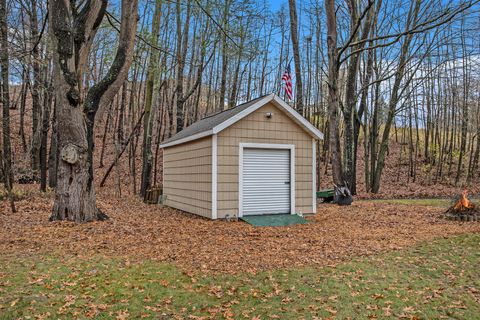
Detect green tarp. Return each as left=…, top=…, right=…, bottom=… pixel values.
left=240, top=214, right=307, bottom=227
left=316, top=189, right=335, bottom=198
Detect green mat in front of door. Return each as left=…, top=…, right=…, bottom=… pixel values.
left=240, top=214, right=307, bottom=227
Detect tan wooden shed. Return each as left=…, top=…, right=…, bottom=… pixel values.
left=159, top=93, right=324, bottom=219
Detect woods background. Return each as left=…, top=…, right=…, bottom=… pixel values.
left=1, top=0, right=479, bottom=215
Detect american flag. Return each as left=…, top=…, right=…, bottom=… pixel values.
left=282, top=64, right=293, bottom=100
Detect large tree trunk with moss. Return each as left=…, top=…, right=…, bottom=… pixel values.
left=49, top=0, right=138, bottom=222
left=51, top=80, right=98, bottom=221
left=140, top=0, right=162, bottom=198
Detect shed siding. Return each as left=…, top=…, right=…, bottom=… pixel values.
left=163, top=136, right=212, bottom=218
left=217, top=102, right=313, bottom=219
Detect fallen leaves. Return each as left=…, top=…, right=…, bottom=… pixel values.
left=10, top=298, right=19, bottom=307
left=1, top=225, right=480, bottom=320
left=116, top=309, right=129, bottom=320
left=1, top=187, right=480, bottom=275
left=372, top=293, right=384, bottom=300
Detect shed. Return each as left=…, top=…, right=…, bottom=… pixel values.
left=159, top=93, right=324, bottom=219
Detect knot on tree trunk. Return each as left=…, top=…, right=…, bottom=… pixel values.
left=67, top=87, right=80, bottom=106
left=61, top=143, right=84, bottom=165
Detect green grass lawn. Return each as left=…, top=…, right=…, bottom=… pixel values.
left=1, top=234, right=479, bottom=319
left=365, top=198, right=480, bottom=208
left=366, top=198, right=453, bottom=208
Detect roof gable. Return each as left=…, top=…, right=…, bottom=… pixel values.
left=160, top=93, right=324, bottom=148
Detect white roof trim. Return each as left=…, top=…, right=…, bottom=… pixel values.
left=212, top=94, right=275, bottom=134
left=159, top=129, right=213, bottom=148
left=160, top=93, right=324, bottom=148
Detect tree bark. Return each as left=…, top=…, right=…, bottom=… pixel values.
left=140, top=0, right=162, bottom=198
left=29, top=0, right=42, bottom=173
left=49, top=0, right=138, bottom=222
left=325, top=0, right=343, bottom=186
left=228, top=21, right=246, bottom=108
left=171, top=0, right=191, bottom=134
left=343, top=0, right=374, bottom=194
left=48, top=100, right=58, bottom=188
left=455, top=22, right=469, bottom=186
left=0, top=0, right=16, bottom=212
left=40, top=80, right=52, bottom=192
left=218, top=0, right=231, bottom=112
left=19, top=69, right=28, bottom=152
left=288, top=0, right=304, bottom=113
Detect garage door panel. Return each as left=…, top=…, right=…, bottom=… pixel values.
left=242, top=148, right=291, bottom=215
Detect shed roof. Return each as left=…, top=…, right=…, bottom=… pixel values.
left=160, top=93, right=324, bottom=148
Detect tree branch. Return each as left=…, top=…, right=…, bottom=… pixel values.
left=337, top=0, right=374, bottom=60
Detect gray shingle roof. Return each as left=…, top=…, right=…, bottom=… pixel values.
left=161, top=94, right=269, bottom=145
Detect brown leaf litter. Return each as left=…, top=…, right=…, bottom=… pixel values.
left=1, top=189, right=479, bottom=274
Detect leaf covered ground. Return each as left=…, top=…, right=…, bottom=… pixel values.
left=1, top=233, right=479, bottom=319
left=1, top=187, right=479, bottom=274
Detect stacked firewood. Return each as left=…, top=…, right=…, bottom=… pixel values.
left=444, top=191, right=479, bottom=221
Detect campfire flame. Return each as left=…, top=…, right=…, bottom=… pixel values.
left=453, top=190, right=475, bottom=211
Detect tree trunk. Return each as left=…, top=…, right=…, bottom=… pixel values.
left=455, top=23, right=469, bottom=186
left=288, top=0, right=304, bottom=113
left=29, top=0, right=42, bottom=173
left=218, top=0, right=231, bottom=112
left=342, top=0, right=359, bottom=193
left=369, top=76, right=380, bottom=192
left=40, top=80, right=52, bottom=192
left=325, top=0, right=343, bottom=186
left=172, top=0, right=191, bottom=134
left=343, top=0, right=374, bottom=194
left=49, top=0, right=138, bottom=222
left=0, top=0, right=16, bottom=212
left=48, top=100, right=58, bottom=188
left=140, top=0, right=162, bottom=198
left=19, top=69, right=28, bottom=152
left=99, top=102, right=113, bottom=168
left=228, top=22, right=246, bottom=108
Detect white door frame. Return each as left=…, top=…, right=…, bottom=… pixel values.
left=238, top=143, right=295, bottom=217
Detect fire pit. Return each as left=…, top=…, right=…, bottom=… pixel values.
left=444, top=190, right=479, bottom=222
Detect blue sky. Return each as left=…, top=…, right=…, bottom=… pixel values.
left=267, top=0, right=285, bottom=11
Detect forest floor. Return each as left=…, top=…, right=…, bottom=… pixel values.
left=1, top=185, right=480, bottom=274
left=1, top=187, right=480, bottom=318
left=1, top=225, right=479, bottom=319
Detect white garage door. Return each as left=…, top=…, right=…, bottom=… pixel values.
left=242, top=148, right=291, bottom=215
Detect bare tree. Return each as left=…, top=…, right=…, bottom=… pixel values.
left=324, top=0, right=343, bottom=186
left=0, top=0, right=16, bottom=212
left=140, top=0, right=162, bottom=198
left=288, top=0, right=304, bottom=113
